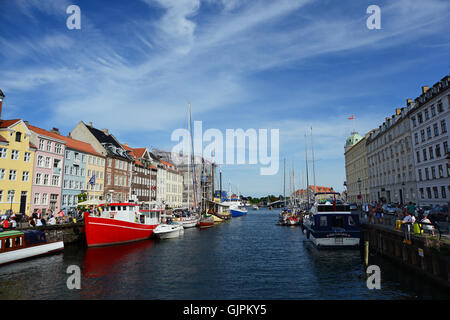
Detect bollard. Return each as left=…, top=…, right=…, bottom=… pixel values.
left=364, top=241, right=369, bottom=268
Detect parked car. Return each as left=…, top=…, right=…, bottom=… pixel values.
left=382, top=204, right=397, bottom=215
left=428, top=205, right=449, bottom=223
left=349, top=203, right=358, bottom=211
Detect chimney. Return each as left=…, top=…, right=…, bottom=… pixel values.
left=385, top=117, right=390, bottom=122
left=102, top=128, right=109, bottom=135
left=89, top=122, right=93, bottom=127
left=395, top=108, right=402, bottom=115
left=0, top=89, right=4, bottom=120
left=421, top=86, right=429, bottom=94
left=51, top=127, right=60, bottom=135
left=24, top=120, right=29, bottom=125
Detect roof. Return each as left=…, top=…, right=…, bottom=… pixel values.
left=0, top=135, right=7, bottom=143
left=0, top=119, right=21, bottom=129
left=85, top=123, right=132, bottom=160
left=160, top=160, right=175, bottom=167
left=345, top=131, right=363, bottom=147
left=0, top=230, right=24, bottom=238
left=309, top=186, right=335, bottom=193
left=28, top=125, right=102, bottom=157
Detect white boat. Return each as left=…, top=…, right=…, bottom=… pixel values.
left=153, top=221, right=184, bottom=239
left=0, top=230, right=64, bottom=266
left=252, top=205, right=259, bottom=210
left=173, top=208, right=199, bottom=228
left=302, top=192, right=361, bottom=249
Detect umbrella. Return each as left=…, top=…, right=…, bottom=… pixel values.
left=77, top=199, right=104, bottom=206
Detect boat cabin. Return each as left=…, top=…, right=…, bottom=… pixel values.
left=99, top=203, right=161, bottom=225
left=0, top=230, right=47, bottom=253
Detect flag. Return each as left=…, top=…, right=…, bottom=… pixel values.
left=348, top=115, right=355, bottom=120
left=88, top=174, right=96, bottom=186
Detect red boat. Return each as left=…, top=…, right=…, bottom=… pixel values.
left=84, top=202, right=162, bottom=247
left=198, top=213, right=215, bottom=229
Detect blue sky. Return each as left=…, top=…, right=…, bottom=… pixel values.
left=1, top=0, right=449, bottom=197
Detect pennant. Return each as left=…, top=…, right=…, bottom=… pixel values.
left=348, top=115, right=355, bottom=120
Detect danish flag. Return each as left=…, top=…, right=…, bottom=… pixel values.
left=348, top=115, right=355, bottom=120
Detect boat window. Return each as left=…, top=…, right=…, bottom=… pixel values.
left=140, top=215, right=145, bottom=224
left=0, top=239, right=2, bottom=250
left=348, top=216, right=356, bottom=226
left=117, top=206, right=122, bottom=211
left=5, top=238, right=11, bottom=249
left=319, top=216, right=328, bottom=227
left=15, top=237, right=21, bottom=247
left=332, top=216, right=345, bottom=229
left=110, top=206, right=116, bottom=211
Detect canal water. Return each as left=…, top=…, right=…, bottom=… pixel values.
left=1, top=208, right=449, bottom=300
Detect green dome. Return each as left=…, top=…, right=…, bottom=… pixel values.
left=345, top=131, right=362, bottom=147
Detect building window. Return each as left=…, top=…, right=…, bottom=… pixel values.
left=35, top=173, right=41, bottom=184
left=418, top=113, right=423, bottom=124
left=15, top=132, right=22, bottom=142
left=438, top=165, right=444, bottom=178
left=431, top=166, right=436, bottom=179
left=418, top=169, right=422, bottom=181
left=8, top=170, right=17, bottom=181
left=39, top=140, right=44, bottom=150
left=441, top=119, right=447, bottom=133
left=424, top=109, right=429, bottom=120
left=442, top=186, right=447, bottom=199
left=425, top=168, right=429, bottom=180
left=414, top=133, right=418, bottom=145
left=43, top=174, right=49, bottom=185
left=433, top=187, right=439, bottom=199
left=22, top=171, right=29, bottom=182
left=42, top=193, right=48, bottom=205
left=24, top=152, right=31, bottom=162
left=437, top=101, right=443, bottom=113
left=0, top=148, right=7, bottom=158
left=426, top=127, right=432, bottom=140
left=423, top=149, right=427, bottom=161
left=34, top=193, right=40, bottom=205
left=55, top=144, right=62, bottom=154
left=420, top=129, right=425, bottom=142
left=444, top=141, right=449, bottom=154
left=429, top=147, right=434, bottom=160
left=419, top=188, right=424, bottom=199
left=45, top=157, right=51, bottom=168
left=52, top=175, right=60, bottom=186
left=426, top=187, right=432, bottom=199
left=11, top=150, right=19, bottom=160
left=431, top=105, right=436, bottom=116
left=436, top=144, right=441, bottom=158
left=46, top=141, right=52, bottom=152
left=7, top=190, right=15, bottom=203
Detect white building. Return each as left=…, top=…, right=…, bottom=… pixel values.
left=156, top=162, right=167, bottom=205
left=367, top=106, right=417, bottom=204
left=409, top=76, right=450, bottom=206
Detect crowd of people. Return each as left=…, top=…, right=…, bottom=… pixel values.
left=364, top=201, right=435, bottom=235
left=1, top=208, right=83, bottom=231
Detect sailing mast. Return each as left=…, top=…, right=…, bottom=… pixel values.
left=305, top=133, right=310, bottom=208
left=283, top=158, right=286, bottom=208
left=187, top=102, right=191, bottom=210
left=311, top=126, right=316, bottom=196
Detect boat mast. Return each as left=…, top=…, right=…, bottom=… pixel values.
left=283, top=158, right=286, bottom=208
left=305, top=133, right=310, bottom=208
left=311, top=126, right=316, bottom=196
left=187, top=102, right=191, bottom=210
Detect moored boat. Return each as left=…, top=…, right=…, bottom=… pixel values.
left=199, top=213, right=215, bottom=228
left=153, top=221, right=184, bottom=239
left=0, top=230, right=64, bottom=266
left=84, top=202, right=161, bottom=247
left=302, top=192, right=360, bottom=249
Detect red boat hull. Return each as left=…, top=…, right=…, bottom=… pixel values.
left=84, top=213, right=157, bottom=247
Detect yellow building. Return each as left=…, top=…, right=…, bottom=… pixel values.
left=0, top=119, right=36, bottom=216
left=85, top=153, right=106, bottom=201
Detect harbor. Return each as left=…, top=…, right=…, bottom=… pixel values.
left=1, top=207, right=449, bottom=300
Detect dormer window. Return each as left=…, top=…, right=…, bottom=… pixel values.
left=15, top=132, right=22, bottom=142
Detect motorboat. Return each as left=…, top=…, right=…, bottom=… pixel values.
left=0, top=230, right=64, bottom=266
left=302, top=192, right=360, bottom=249
left=153, top=221, right=184, bottom=240
left=199, top=213, right=215, bottom=228
left=173, top=208, right=199, bottom=228
left=84, top=200, right=162, bottom=247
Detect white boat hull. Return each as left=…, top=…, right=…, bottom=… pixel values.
left=0, top=241, right=64, bottom=266
left=153, top=224, right=184, bottom=239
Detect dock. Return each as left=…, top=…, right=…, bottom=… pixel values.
left=361, top=218, right=450, bottom=290
left=17, top=222, right=86, bottom=245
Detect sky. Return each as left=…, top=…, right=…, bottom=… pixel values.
left=1, top=0, right=449, bottom=197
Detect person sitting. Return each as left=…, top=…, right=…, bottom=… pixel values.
left=1, top=218, right=10, bottom=230
left=403, top=212, right=413, bottom=223
left=29, top=217, right=36, bottom=227
left=9, top=217, right=17, bottom=229
left=36, top=218, right=43, bottom=227
left=420, top=214, right=435, bottom=236
left=48, top=216, right=57, bottom=225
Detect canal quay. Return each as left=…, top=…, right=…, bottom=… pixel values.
left=1, top=208, right=449, bottom=300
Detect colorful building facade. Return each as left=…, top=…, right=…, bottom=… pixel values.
left=0, top=119, right=35, bottom=216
